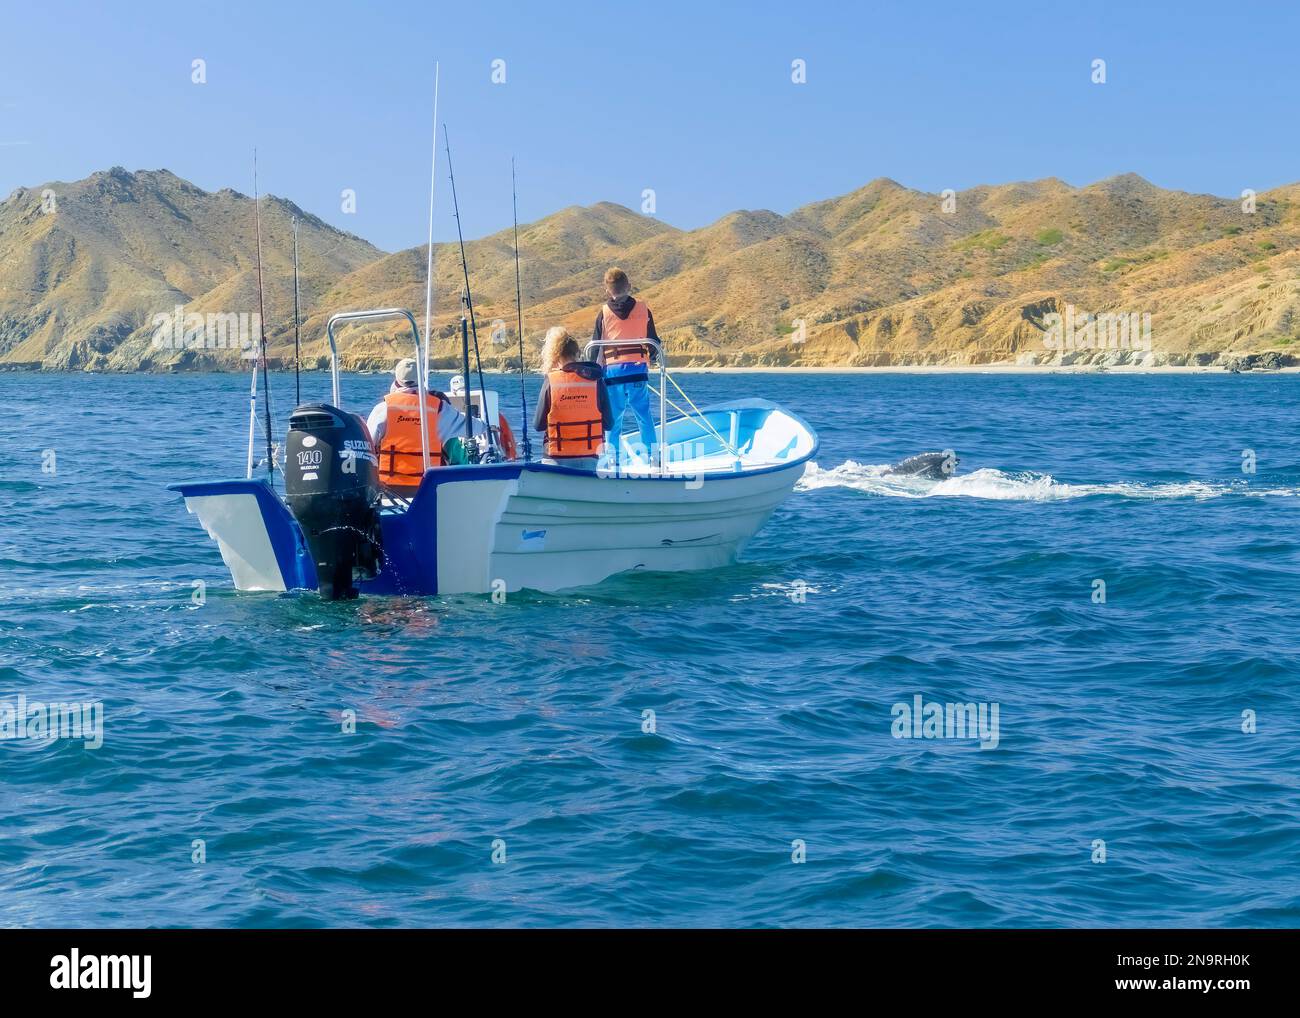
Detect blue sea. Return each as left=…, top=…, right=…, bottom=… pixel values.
left=2, top=369, right=1298, bottom=928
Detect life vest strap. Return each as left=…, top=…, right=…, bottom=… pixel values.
left=547, top=418, right=604, bottom=450
left=605, top=343, right=650, bottom=365
left=380, top=444, right=446, bottom=479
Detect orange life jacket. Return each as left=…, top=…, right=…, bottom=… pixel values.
left=546, top=369, right=604, bottom=458
left=601, top=300, right=651, bottom=365
left=378, top=389, right=445, bottom=487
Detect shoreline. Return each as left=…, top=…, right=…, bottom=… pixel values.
left=4, top=364, right=1297, bottom=377
left=668, top=364, right=1300, bottom=374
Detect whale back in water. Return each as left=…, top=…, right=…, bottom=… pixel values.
left=886, top=451, right=959, bottom=480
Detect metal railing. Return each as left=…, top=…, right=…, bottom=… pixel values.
left=584, top=338, right=667, bottom=473
left=326, top=308, right=432, bottom=473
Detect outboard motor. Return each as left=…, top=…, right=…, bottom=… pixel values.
left=284, top=404, right=383, bottom=600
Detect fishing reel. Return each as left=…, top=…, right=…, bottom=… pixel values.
left=476, top=438, right=506, bottom=465
left=255, top=441, right=284, bottom=474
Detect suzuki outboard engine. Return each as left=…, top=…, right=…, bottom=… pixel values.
left=285, top=404, right=383, bottom=600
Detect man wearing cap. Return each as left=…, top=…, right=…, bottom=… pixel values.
left=366, top=358, right=486, bottom=490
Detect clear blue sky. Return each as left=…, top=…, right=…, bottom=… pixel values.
left=2, top=0, right=1296, bottom=252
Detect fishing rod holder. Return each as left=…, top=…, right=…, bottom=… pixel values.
left=326, top=308, right=433, bottom=473
left=584, top=338, right=668, bottom=473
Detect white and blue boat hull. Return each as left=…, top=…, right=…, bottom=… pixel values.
left=171, top=399, right=818, bottom=596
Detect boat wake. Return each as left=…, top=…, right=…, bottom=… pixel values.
left=797, top=460, right=1300, bottom=502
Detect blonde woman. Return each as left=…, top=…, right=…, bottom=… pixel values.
left=533, top=326, right=613, bottom=470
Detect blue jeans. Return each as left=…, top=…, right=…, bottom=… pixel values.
left=607, top=379, right=657, bottom=458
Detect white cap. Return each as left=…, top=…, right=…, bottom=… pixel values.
left=394, top=358, right=419, bottom=385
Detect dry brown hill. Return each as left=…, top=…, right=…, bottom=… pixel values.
left=2, top=168, right=1297, bottom=372
left=0, top=167, right=380, bottom=370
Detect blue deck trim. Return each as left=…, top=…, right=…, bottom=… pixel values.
left=360, top=462, right=527, bottom=595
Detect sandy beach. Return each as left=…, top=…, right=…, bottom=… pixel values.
left=670, top=363, right=1300, bottom=375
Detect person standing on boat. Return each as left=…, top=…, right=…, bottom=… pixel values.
left=366, top=358, right=485, bottom=490
left=534, top=327, right=612, bottom=471
left=591, top=267, right=659, bottom=460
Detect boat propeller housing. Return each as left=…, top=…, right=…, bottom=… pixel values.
left=284, top=404, right=383, bottom=600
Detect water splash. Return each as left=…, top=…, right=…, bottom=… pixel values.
left=797, top=460, right=1300, bottom=502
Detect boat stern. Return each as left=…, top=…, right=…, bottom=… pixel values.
left=168, top=479, right=317, bottom=592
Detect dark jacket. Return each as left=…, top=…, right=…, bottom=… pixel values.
left=591, top=293, right=659, bottom=363
left=533, top=361, right=614, bottom=435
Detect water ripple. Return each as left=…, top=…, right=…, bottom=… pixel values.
left=2, top=371, right=1298, bottom=927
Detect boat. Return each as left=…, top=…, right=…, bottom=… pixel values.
left=170, top=308, right=818, bottom=598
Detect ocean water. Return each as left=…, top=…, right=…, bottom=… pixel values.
left=2, top=369, right=1299, bottom=928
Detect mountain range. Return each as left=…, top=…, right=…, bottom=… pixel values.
left=2, top=166, right=1297, bottom=371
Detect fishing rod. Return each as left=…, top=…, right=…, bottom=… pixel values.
left=511, top=158, right=532, bottom=462
left=459, top=287, right=473, bottom=453
left=442, top=124, right=497, bottom=459
left=245, top=358, right=258, bottom=478
left=292, top=216, right=301, bottom=407
left=422, top=63, right=440, bottom=387
left=252, top=149, right=273, bottom=480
